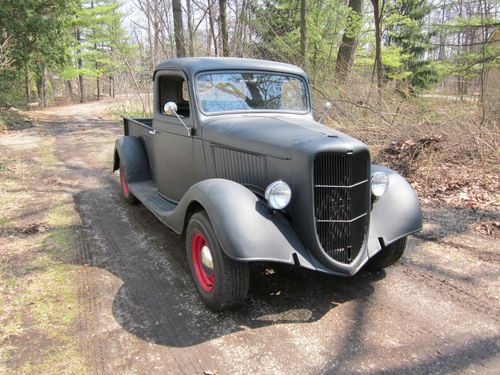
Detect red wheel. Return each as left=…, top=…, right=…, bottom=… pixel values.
left=191, top=232, right=215, bottom=292
left=120, top=166, right=130, bottom=194
left=119, top=164, right=138, bottom=205
left=186, top=211, right=249, bottom=310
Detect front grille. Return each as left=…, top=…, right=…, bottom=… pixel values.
left=314, top=151, right=370, bottom=264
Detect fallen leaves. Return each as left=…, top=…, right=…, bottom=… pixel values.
left=473, top=221, right=500, bottom=238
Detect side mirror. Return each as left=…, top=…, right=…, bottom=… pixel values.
left=319, top=101, right=332, bottom=123
left=162, top=101, right=193, bottom=136
left=164, top=101, right=178, bottom=116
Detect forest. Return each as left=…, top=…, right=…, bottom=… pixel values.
left=0, top=0, right=499, bottom=195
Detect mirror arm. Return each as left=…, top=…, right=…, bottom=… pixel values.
left=319, top=110, right=330, bottom=123
left=319, top=102, right=333, bottom=123
left=173, top=112, right=193, bottom=136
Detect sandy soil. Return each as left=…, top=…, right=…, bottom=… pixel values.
left=1, top=101, right=499, bottom=374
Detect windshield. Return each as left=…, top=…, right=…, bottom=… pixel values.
left=196, top=72, right=308, bottom=114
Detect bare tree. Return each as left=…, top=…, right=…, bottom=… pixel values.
left=208, top=0, right=219, bottom=55
left=335, top=0, right=363, bottom=82
left=300, top=0, right=308, bottom=68
left=371, top=0, right=385, bottom=90
left=0, top=36, right=14, bottom=74
left=172, top=0, right=186, bottom=57
left=219, top=0, right=229, bottom=56
left=186, top=0, right=195, bottom=56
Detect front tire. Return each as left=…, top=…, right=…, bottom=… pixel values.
left=186, top=211, right=249, bottom=311
left=366, top=237, right=407, bottom=271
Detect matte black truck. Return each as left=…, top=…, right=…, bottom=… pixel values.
left=113, top=57, right=422, bottom=310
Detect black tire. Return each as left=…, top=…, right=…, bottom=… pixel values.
left=186, top=211, right=249, bottom=311
left=365, top=237, right=407, bottom=271
left=119, top=164, right=139, bottom=205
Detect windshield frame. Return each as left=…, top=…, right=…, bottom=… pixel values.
left=194, top=70, right=311, bottom=116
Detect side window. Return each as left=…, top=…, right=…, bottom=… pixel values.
left=158, top=75, right=190, bottom=118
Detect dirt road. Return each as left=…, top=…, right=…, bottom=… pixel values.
left=1, top=102, right=499, bottom=374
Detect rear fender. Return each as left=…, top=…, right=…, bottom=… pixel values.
left=172, top=179, right=316, bottom=270
left=367, top=165, right=422, bottom=257
left=113, top=136, right=151, bottom=182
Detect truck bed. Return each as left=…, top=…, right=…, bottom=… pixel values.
left=124, top=118, right=152, bottom=135
left=123, top=118, right=156, bottom=182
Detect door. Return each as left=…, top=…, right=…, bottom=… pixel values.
left=153, top=72, right=195, bottom=202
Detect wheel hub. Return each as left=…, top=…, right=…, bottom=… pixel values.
left=201, top=245, right=214, bottom=271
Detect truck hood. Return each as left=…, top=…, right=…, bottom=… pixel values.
left=201, top=115, right=352, bottom=159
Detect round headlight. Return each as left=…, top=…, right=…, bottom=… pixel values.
left=265, top=180, right=291, bottom=210
left=371, top=171, right=389, bottom=198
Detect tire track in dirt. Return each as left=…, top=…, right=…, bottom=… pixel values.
left=75, top=227, right=106, bottom=375
left=75, top=186, right=215, bottom=373
left=400, top=260, right=500, bottom=321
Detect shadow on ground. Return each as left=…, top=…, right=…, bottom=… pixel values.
left=67, top=172, right=388, bottom=348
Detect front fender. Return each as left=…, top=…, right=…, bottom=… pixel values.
left=367, top=165, right=422, bottom=257
left=172, top=179, right=316, bottom=270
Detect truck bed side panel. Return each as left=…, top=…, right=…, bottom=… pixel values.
left=123, top=118, right=155, bottom=182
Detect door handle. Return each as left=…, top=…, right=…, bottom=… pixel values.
left=148, top=129, right=156, bottom=135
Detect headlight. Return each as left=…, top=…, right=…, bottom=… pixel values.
left=371, top=171, right=389, bottom=198
left=265, top=180, right=291, bottom=209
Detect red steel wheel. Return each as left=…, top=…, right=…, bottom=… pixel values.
left=120, top=166, right=130, bottom=194
left=119, top=164, right=138, bottom=205
left=186, top=211, right=249, bottom=310
left=191, top=232, right=215, bottom=292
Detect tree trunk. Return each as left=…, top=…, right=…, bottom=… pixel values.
left=109, top=76, right=114, bottom=98
left=186, top=0, right=194, bottom=56
left=38, top=65, right=47, bottom=108
left=219, top=0, right=229, bottom=56
left=76, top=28, right=84, bottom=103
left=25, top=63, right=30, bottom=103
left=208, top=1, right=218, bottom=56
left=300, top=0, right=308, bottom=68
left=67, top=80, right=73, bottom=100
left=152, top=0, right=160, bottom=64
left=438, top=0, right=446, bottom=60
left=335, top=0, right=363, bottom=82
left=172, top=0, right=186, bottom=57
left=372, top=0, right=383, bottom=90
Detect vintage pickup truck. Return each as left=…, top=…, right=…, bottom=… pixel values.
left=113, top=57, right=422, bottom=310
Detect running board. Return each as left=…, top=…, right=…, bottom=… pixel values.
left=128, top=180, right=177, bottom=219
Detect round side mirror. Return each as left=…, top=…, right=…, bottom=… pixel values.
left=164, top=101, right=178, bottom=115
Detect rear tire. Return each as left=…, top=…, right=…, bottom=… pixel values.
left=119, top=165, right=138, bottom=205
left=186, top=211, right=249, bottom=311
left=366, top=237, right=407, bottom=271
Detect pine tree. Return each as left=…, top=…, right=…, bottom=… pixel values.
left=65, top=0, right=127, bottom=101
left=385, top=0, right=438, bottom=92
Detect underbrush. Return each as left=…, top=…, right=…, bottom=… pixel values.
left=0, top=108, right=33, bottom=132
left=315, top=77, right=499, bottom=212
left=109, top=93, right=153, bottom=119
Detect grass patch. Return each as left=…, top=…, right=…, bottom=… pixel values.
left=0, top=131, right=88, bottom=374
left=0, top=216, right=10, bottom=226
left=0, top=108, right=32, bottom=132
left=46, top=229, right=77, bottom=263
left=45, top=203, right=80, bottom=228
left=0, top=229, right=86, bottom=374
left=40, top=140, right=58, bottom=165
